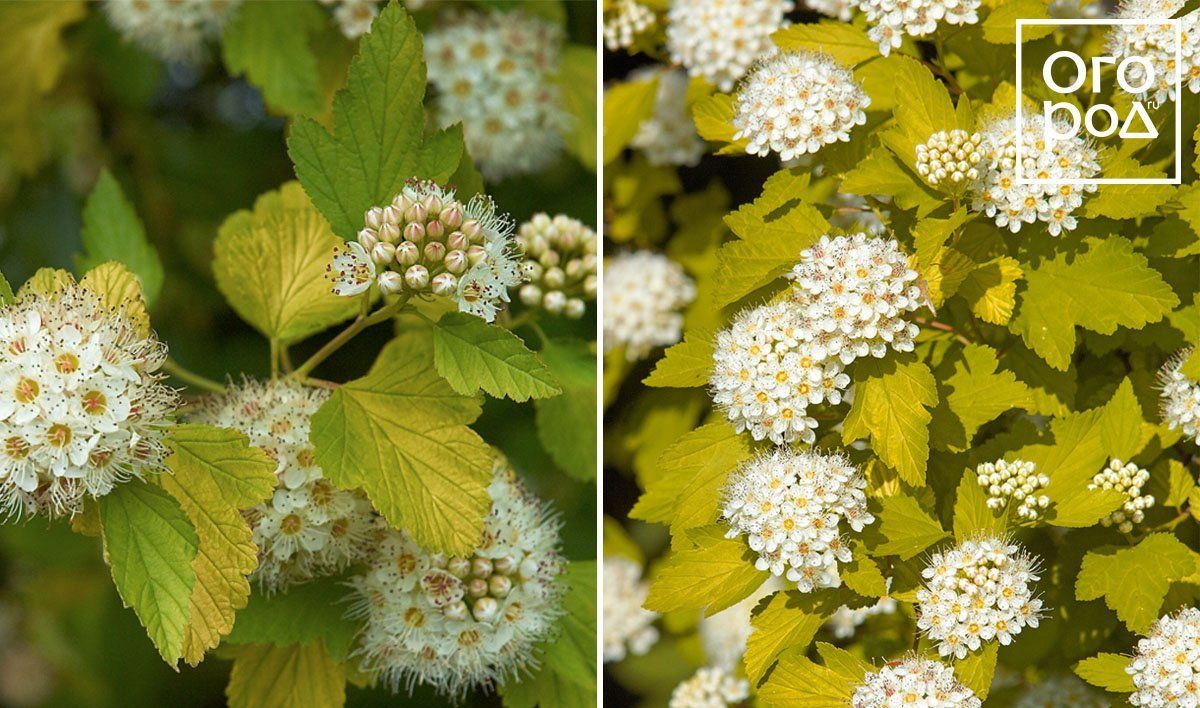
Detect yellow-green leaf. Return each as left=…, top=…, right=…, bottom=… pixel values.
left=78, top=170, right=164, bottom=305
left=958, top=256, right=1022, bottom=325
left=953, top=473, right=1008, bottom=541
left=771, top=22, right=879, bottom=67
left=759, top=650, right=857, bottom=707
left=603, top=77, right=659, bottom=164
left=79, top=261, right=152, bottom=336
left=226, top=643, right=345, bottom=708
left=556, top=45, right=598, bottom=171
left=644, top=526, right=769, bottom=616
left=534, top=338, right=597, bottom=481
left=1076, top=533, right=1196, bottom=633
left=644, top=328, right=715, bottom=388
left=431, top=312, right=561, bottom=401
left=745, top=589, right=849, bottom=682
left=870, top=494, right=949, bottom=559
left=955, top=643, right=998, bottom=698
left=843, top=357, right=939, bottom=485
left=1075, top=653, right=1136, bottom=693
left=982, top=0, right=1052, bottom=43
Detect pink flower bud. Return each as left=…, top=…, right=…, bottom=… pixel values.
left=461, top=219, right=482, bottom=242
left=391, top=193, right=410, bottom=211
left=357, top=228, right=379, bottom=250
left=404, top=203, right=427, bottom=224
left=423, top=241, right=446, bottom=262
left=381, top=205, right=401, bottom=227
left=444, top=250, right=468, bottom=275
left=446, top=231, right=469, bottom=251
left=371, top=242, right=396, bottom=265
left=404, top=265, right=429, bottom=290
left=364, top=207, right=384, bottom=231
left=541, top=250, right=561, bottom=268
left=466, top=245, right=487, bottom=265
left=431, top=273, right=458, bottom=296
left=379, top=222, right=401, bottom=244
left=396, top=240, right=419, bottom=266
left=447, top=556, right=471, bottom=578
left=488, top=574, right=512, bottom=598
left=423, top=194, right=442, bottom=215
left=403, top=221, right=426, bottom=245
left=471, top=557, right=493, bottom=578
left=472, top=597, right=500, bottom=622
left=377, top=271, right=403, bottom=294
left=440, top=206, right=463, bottom=228
left=467, top=577, right=488, bottom=599
left=425, top=219, right=445, bottom=241
left=565, top=258, right=584, bottom=278
left=443, top=600, right=468, bottom=621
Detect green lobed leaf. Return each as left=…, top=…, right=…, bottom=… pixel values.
left=954, top=643, right=998, bottom=699
left=958, top=256, right=1022, bottom=325
left=644, top=525, right=769, bottom=616
left=841, top=146, right=943, bottom=217
left=99, top=481, right=200, bottom=666
left=771, top=22, right=879, bottom=67
left=1074, top=653, right=1136, bottom=693
left=942, top=344, right=1033, bottom=445
left=534, top=338, right=597, bottom=481
left=226, top=643, right=345, bottom=708
left=77, top=170, right=164, bottom=305
left=431, top=312, right=562, bottom=401
left=603, top=77, right=659, bottom=164
left=982, top=0, right=1053, bottom=43
left=953, top=473, right=1008, bottom=541
left=1076, top=533, right=1196, bottom=633
left=691, top=93, right=746, bottom=149
left=221, top=0, right=324, bottom=117
left=0, top=271, right=11, bottom=304
left=225, top=577, right=359, bottom=662
left=1165, top=460, right=1197, bottom=507
left=745, top=589, right=850, bottom=682
left=815, top=642, right=873, bottom=682
left=759, top=650, right=858, bottom=707
left=310, top=332, right=494, bottom=555
left=644, top=327, right=715, bottom=388
left=517, top=560, right=597, bottom=702
left=843, top=356, right=939, bottom=485
left=881, top=57, right=957, bottom=165
left=555, top=45, right=598, bottom=171
left=869, top=494, right=949, bottom=559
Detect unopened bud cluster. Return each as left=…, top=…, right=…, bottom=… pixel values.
left=515, top=214, right=596, bottom=319
left=328, top=179, right=521, bottom=323
left=916, top=130, right=983, bottom=194
left=916, top=535, right=1043, bottom=660
left=851, top=655, right=981, bottom=707
left=668, top=666, right=749, bottom=708
left=1089, top=459, right=1153, bottom=533
left=1126, top=606, right=1200, bottom=706
left=1158, top=347, right=1200, bottom=445
left=976, top=459, right=1050, bottom=521
left=604, top=0, right=656, bottom=51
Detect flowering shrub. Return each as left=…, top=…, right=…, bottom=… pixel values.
left=603, top=2, right=1200, bottom=706
left=0, top=1, right=595, bottom=705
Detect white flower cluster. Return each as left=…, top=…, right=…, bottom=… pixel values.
left=603, top=556, right=659, bottom=663
left=722, top=449, right=874, bottom=592
left=788, top=233, right=924, bottom=364
left=1048, top=0, right=1104, bottom=45
left=851, top=655, right=981, bottom=707
left=976, top=459, right=1050, bottom=522
left=710, top=302, right=845, bottom=444
left=1158, top=348, right=1200, bottom=445
left=1014, top=675, right=1110, bottom=708
left=1108, top=0, right=1200, bottom=107
left=968, top=113, right=1100, bottom=236
left=317, top=0, right=380, bottom=39
left=665, top=0, right=794, bottom=92
left=916, top=129, right=984, bottom=194
left=1089, top=458, right=1154, bottom=533
left=668, top=666, right=750, bottom=708
left=192, top=380, right=380, bottom=592
left=916, top=535, right=1043, bottom=660
left=424, top=10, right=567, bottom=180
left=855, top=0, right=981, bottom=56
left=515, top=214, right=596, bottom=319
left=603, top=251, right=695, bottom=361
left=347, top=463, right=565, bottom=697
left=700, top=580, right=779, bottom=669
left=1127, top=606, right=1200, bottom=706
left=0, top=282, right=177, bottom=519
left=327, top=179, right=522, bottom=323
left=826, top=597, right=897, bottom=639
left=604, top=0, right=656, bottom=51
left=103, top=0, right=241, bottom=64
left=732, top=51, right=870, bottom=161
left=806, top=0, right=855, bottom=20
left=630, top=68, right=707, bottom=168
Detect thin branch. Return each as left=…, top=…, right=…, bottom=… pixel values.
left=163, top=358, right=226, bottom=394
left=292, top=295, right=409, bottom=378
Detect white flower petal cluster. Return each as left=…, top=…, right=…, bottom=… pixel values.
left=669, top=666, right=750, bottom=708
left=806, top=0, right=856, bottom=20
left=1108, top=0, right=1200, bottom=107
left=317, top=0, right=380, bottom=39
left=630, top=68, right=707, bottom=168
left=722, top=448, right=874, bottom=592
left=0, top=283, right=177, bottom=519
left=515, top=213, right=597, bottom=319
left=700, top=579, right=780, bottom=669
left=826, top=596, right=897, bottom=639
left=1048, top=0, right=1104, bottom=45
left=328, top=179, right=522, bottom=323
left=976, top=459, right=1050, bottom=521
left=733, top=51, right=870, bottom=161
left=710, top=303, right=844, bottom=444
left=103, top=0, right=241, bottom=64
left=603, top=556, right=659, bottom=663
left=788, top=233, right=924, bottom=364
left=1158, top=347, right=1200, bottom=444
left=916, top=535, right=1043, bottom=660
left=347, top=463, right=565, bottom=697
left=192, top=380, right=380, bottom=592
left=855, top=0, right=981, bottom=56
left=1089, top=458, right=1154, bottom=533
left=665, top=0, right=794, bottom=92
left=603, top=251, right=696, bottom=361
left=1014, top=675, right=1110, bottom=708
left=968, top=113, right=1100, bottom=236
left=1127, top=606, right=1200, bottom=706
left=424, top=10, right=567, bottom=181
left=851, top=655, right=981, bottom=707
left=604, top=0, right=656, bottom=51
left=916, top=129, right=984, bottom=194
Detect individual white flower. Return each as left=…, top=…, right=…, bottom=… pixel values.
left=968, top=113, right=1100, bottom=236
left=976, top=459, right=1051, bottom=522
left=826, top=596, right=898, bottom=639
left=916, top=535, right=1043, bottom=660
left=851, top=654, right=981, bottom=707
left=192, top=380, right=381, bottom=593
left=665, top=0, right=794, bottom=92
left=699, top=579, right=780, bottom=669
left=1127, top=606, right=1200, bottom=706
left=603, top=251, right=696, bottom=361
left=854, top=0, right=981, bottom=55
left=346, top=462, right=565, bottom=697
left=1089, top=458, right=1154, bottom=533
left=605, top=0, right=656, bottom=51
left=787, top=233, right=924, bottom=365
left=806, top=0, right=855, bottom=20
left=322, top=0, right=380, bottom=39
left=630, top=68, right=707, bottom=168
left=710, top=302, right=845, bottom=444
left=424, top=10, right=567, bottom=181
left=329, top=179, right=522, bottom=323
left=916, top=130, right=984, bottom=195
left=669, top=666, right=750, bottom=708
left=1015, top=674, right=1110, bottom=708
left=1107, top=0, right=1200, bottom=106
left=732, top=51, right=870, bottom=161
left=515, top=213, right=596, bottom=319
left=722, top=449, right=874, bottom=592
left=102, top=0, right=241, bottom=64
left=1158, top=347, right=1200, bottom=444
left=0, top=281, right=177, bottom=519
left=603, top=556, right=659, bottom=663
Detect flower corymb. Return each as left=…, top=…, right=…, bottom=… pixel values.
left=0, top=281, right=177, bottom=519
left=1158, top=347, right=1200, bottom=445
left=603, top=251, right=695, bottom=361
left=665, top=0, right=794, bottom=92
left=851, top=654, right=981, bottom=707
left=668, top=666, right=749, bottom=708
left=1126, top=606, right=1200, bottom=706
left=515, top=213, right=597, bottom=320
left=855, top=0, right=981, bottom=56
left=602, top=556, right=659, bottom=663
